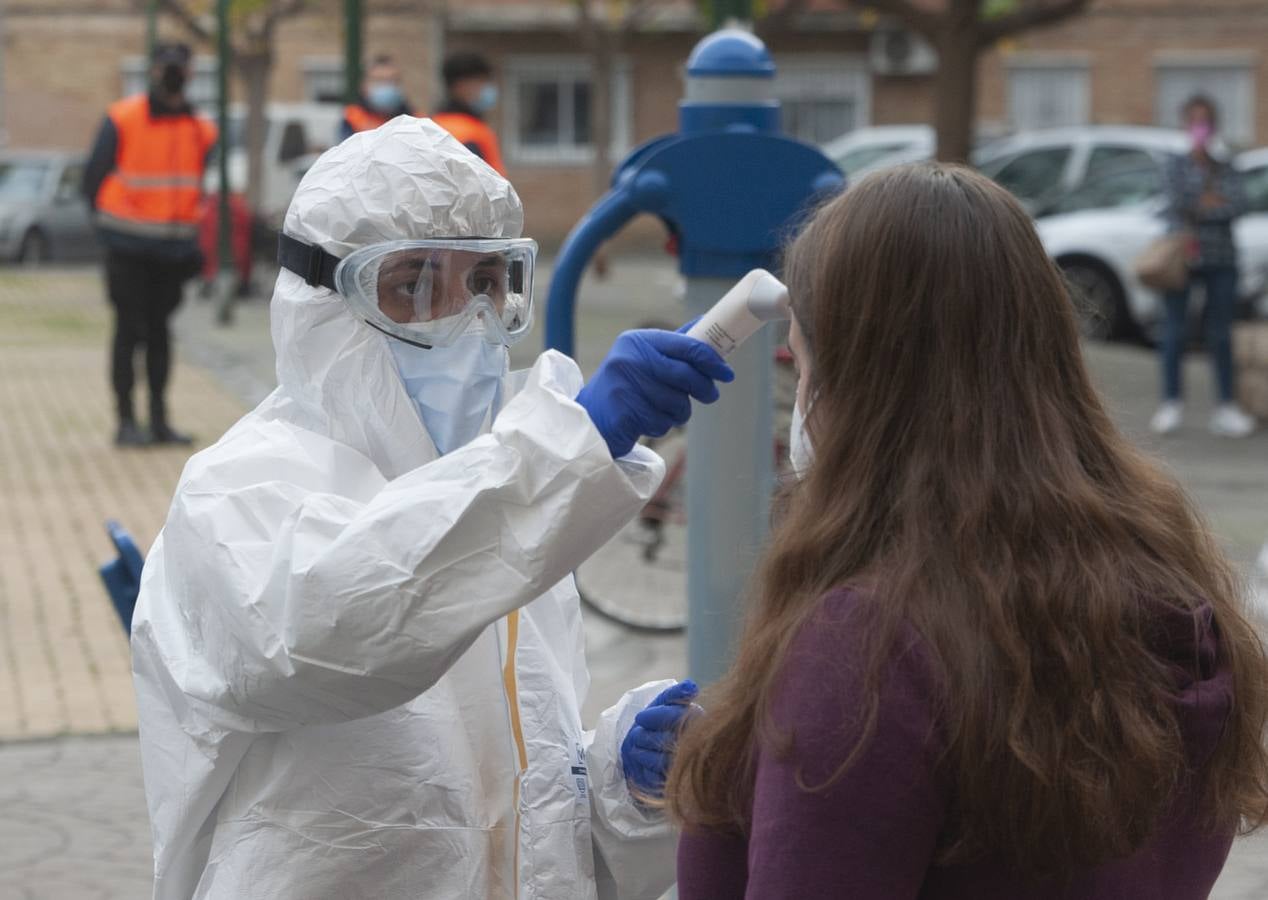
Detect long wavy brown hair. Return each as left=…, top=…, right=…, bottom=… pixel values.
left=665, top=163, right=1268, bottom=873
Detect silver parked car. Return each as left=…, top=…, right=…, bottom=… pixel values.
left=0, top=151, right=98, bottom=264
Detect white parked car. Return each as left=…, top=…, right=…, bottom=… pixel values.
left=204, top=102, right=342, bottom=228
left=825, top=125, right=1193, bottom=207
left=821, top=126, right=934, bottom=179
left=1035, top=149, right=1268, bottom=341
left=975, top=126, right=1191, bottom=214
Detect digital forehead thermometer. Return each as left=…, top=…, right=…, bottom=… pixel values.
left=685, top=269, right=791, bottom=358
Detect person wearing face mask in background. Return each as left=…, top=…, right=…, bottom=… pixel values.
left=338, top=54, right=416, bottom=141
left=432, top=51, right=508, bottom=176
left=1151, top=95, right=1256, bottom=438
left=130, top=118, right=731, bottom=899
left=81, top=42, right=219, bottom=447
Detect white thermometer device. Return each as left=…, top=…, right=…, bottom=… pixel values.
left=685, top=268, right=791, bottom=358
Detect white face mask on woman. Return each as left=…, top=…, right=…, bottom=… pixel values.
left=789, top=400, right=814, bottom=477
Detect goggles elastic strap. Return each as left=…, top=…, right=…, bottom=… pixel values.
left=278, top=232, right=340, bottom=291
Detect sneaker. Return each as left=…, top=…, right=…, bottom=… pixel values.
left=1209, top=404, right=1256, bottom=438
left=150, top=423, right=194, bottom=446
left=115, top=421, right=149, bottom=447
left=1150, top=401, right=1183, bottom=435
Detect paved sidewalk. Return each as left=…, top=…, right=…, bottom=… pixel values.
left=0, top=269, right=245, bottom=740
left=2, top=733, right=1265, bottom=899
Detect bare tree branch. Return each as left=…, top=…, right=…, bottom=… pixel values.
left=978, top=0, right=1091, bottom=44
left=153, top=0, right=214, bottom=43
left=753, top=0, right=815, bottom=39
left=264, top=0, right=311, bottom=30
left=619, top=0, right=660, bottom=38
left=855, top=0, right=942, bottom=41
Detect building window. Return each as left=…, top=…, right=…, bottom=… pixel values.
left=504, top=57, right=631, bottom=165
left=1155, top=58, right=1255, bottom=148
left=303, top=58, right=346, bottom=105
left=1007, top=62, right=1089, bottom=131
left=122, top=57, right=217, bottom=113
left=774, top=56, right=870, bottom=145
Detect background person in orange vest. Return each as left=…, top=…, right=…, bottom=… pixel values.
left=432, top=52, right=507, bottom=176
left=81, top=42, right=217, bottom=448
left=338, top=54, right=415, bottom=141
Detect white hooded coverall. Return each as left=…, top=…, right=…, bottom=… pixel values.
left=130, top=118, right=677, bottom=899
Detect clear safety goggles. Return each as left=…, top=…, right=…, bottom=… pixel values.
left=278, top=233, right=537, bottom=348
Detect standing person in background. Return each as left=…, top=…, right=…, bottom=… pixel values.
left=82, top=42, right=217, bottom=447
left=1152, top=95, right=1256, bottom=438
left=433, top=51, right=507, bottom=176
left=339, top=54, right=415, bottom=140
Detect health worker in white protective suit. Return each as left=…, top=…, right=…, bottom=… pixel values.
left=130, top=117, right=734, bottom=900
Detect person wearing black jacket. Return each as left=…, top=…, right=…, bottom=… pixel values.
left=82, top=42, right=217, bottom=447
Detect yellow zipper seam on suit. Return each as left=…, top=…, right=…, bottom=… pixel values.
left=503, top=611, right=529, bottom=899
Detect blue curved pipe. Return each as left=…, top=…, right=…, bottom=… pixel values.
left=544, top=186, right=640, bottom=357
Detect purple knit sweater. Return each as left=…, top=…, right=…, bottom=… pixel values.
left=677, top=589, right=1236, bottom=899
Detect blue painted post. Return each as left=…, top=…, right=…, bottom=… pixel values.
left=543, top=29, right=844, bottom=683
left=678, top=32, right=779, bottom=686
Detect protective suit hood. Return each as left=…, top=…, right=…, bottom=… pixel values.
left=271, top=116, right=523, bottom=475
left=131, top=115, right=678, bottom=900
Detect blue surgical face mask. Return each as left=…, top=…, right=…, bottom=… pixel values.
left=388, top=334, right=508, bottom=455
left=367, top=82, right=404, bottom=113
left=475, top=83, right=499, bottom=113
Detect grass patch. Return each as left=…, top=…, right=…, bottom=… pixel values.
left=0, top=303, right=104, bottom=344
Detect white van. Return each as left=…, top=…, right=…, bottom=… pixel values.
left=205, top=102, right=342, bottom=227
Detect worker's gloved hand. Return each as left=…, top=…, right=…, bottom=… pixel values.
left=576, top=330, right=734, bottom=459
left=620, top=680, right=700, bottom=799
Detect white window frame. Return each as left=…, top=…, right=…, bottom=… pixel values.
left=503, top=55, right=632, bottom=166
left=772, top=54, right=871, bottom=143
left=1006, top=56, right=1090, bottom=131
left=1154, top=52, right=1257, bottom=148
left=121, top=56, right=218, bottom=115
left=302, top=57, right=346, bottom=105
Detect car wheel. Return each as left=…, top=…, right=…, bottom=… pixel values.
left=1059, top=258, right=1133, bottom=342
left=17, top=229, right=49, bottom=266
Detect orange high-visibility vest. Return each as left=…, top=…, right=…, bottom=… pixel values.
left=343, top=103, right=409, bottom=135
left=95, top=95, right=218, bottom=242
left=431, top=112, right=507, bottom=176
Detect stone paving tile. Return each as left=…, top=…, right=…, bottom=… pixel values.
left=0, top=735, right=153, bottom=899
left=0, top=734, right=1266, bottom=899
left=0, top=269, right=246, bottom=741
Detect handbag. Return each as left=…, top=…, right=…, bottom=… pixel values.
left=1134, top=232, right=1192, bottom=293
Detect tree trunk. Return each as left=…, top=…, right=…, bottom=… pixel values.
left=932, top=0, right=980, bottom=163
left=239, top=51, right=273, bottom=215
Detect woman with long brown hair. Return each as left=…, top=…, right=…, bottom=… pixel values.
left=666, top=163, right=1268, bottom=898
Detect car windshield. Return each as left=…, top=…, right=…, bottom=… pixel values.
left=206, top=115, right=268, bottom=160
left=1041, top=165, right=1165, bottom=217
left=833, top=142, right=916, bottom=176
left=0, top=160, right=51, bottom=201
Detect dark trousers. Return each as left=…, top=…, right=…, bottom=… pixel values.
left=1161, top=265, right=1239, bottom=403
left=106, top=251, right=189, bottom=426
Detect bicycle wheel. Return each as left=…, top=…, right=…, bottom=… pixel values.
left=576, top=429, right=689, bottom=633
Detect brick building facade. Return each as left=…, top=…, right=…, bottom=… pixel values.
left=3, top=0, right=1266, bottom=245
left=976, top=0, right=1268, bottom=149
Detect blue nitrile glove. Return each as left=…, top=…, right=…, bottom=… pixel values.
left=620, top=680, right=700, bottom=798
left=576, top=329, right=734, bottom=459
